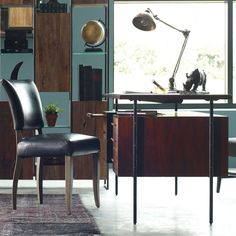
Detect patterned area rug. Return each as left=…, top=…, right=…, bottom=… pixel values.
left=0, top=194, right=100, bottom=235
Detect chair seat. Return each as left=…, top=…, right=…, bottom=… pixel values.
left=17, top=133, right=100, bottom=158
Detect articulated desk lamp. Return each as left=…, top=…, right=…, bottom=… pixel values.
left=133, top=8, right=190, bottom=92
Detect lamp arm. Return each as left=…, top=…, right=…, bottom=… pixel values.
left=171, top=31, right=190, bottom=83
left=146, top=8, right=191, bottom=91
left=147, top=8, right=186, bottom=34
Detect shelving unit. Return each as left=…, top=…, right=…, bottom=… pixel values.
left=0, top=0, right=111, bottom=180
left=71, top=2, right=108, bottom=179
left=0, top=1, right=34, bottom=179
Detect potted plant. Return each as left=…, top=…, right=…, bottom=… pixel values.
left=43, top=103, right=63, bottom=127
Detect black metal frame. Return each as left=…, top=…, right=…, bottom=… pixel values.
left=104, top=92, right=231, bottom=224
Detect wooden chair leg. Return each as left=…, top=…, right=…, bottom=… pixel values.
left=12, top=157, right=23, bottom=210
left=65, top=156, right=73, bottom=215
left=216, top=176, right=222, bottom=193
left=36, top=157, right=43, bottom=204
left=92, top=153, right=100, bottom=208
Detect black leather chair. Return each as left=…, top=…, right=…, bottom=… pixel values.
left=217, top=137, right=236, bottom=193
left=1, top=79, right=100, bottom=214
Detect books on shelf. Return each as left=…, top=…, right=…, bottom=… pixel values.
left=79, top=64, right=102, bottom=101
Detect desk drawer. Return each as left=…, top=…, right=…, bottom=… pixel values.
left=113, top=116, right=134, bottom=176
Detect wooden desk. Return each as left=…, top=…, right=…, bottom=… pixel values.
left=104, top=92, right=231, bottom=224
left=112, top=112, right=228, bottom=177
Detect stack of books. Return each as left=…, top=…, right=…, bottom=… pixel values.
left=79, top=64, right=102, bottom=101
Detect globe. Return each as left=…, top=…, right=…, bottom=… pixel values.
left=81, top=20, right=105, bottom=47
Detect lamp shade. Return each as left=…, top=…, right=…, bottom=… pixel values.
left=132, top=12, right=156, bottom=31
left=81, top=20, right=105, bottom=47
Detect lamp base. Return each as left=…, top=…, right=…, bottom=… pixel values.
left=168, top=77, right=175, bottom=91
left=179, top=90, right=209, bottom=95
left=167, top=89, right=180, bottom=94
left=167, top=90, right=209, bottom=95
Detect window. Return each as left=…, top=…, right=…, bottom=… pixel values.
left=114, top=1, right=231, bottom=104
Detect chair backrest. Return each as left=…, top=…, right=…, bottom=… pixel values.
left=1, top=79, right=44, bottom=130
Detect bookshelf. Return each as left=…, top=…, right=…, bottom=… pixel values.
left=0, top=0, right=111, bottom=180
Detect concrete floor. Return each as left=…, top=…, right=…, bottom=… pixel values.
left=1, top=169, right=236, bottom=236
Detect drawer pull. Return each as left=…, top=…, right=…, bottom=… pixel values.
left=87, top=113, right=105, bottom=118
left=111, top=138, right=116, bottom=143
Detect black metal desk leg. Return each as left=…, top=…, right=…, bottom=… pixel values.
left=115, top=174, right=118, bottom=195
left=175, top=176, right=178, bottom=195
left=133, top=100, right=138, bottom=224
left=209, top=99, right=214, bottom=224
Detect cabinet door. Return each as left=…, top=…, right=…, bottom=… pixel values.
left=35, top=13, right=70, bottom=92
left=0, top=102, right=34, bottom=179
left=72, top=101, right=107, bottom=179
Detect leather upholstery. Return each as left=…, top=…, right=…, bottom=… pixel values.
left=1, top=79, right=100, bottom=158
left=1, top=79, right=44, bottom=130
left=18, top=133, right=100, bottom=157
left=229, top=137, right=236, bottom=156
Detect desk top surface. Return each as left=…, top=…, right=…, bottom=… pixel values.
left=104, top=92, right=232, bottom=103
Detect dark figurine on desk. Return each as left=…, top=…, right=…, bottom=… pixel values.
left=183, top=68, right=207, bottom=92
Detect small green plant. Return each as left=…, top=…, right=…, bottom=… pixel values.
left=43, top=103, right=63, bottom=115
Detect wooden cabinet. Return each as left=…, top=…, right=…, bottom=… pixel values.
left=72, top=101, right=107, bottom=179
left=112, top=112, right=228, bottom=177
left=0, top=102, right=34, bottom=179
left=0, top=102, right=16, bottom=179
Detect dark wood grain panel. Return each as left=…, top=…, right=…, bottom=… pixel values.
left=0, top=0, right=32, bottom=5
left=72, top=101, right=107, bottom=179
left=43, top=165, right=65, bottom=180
left=0, top=102, right=33, bottom=179
left=113, top=113, right=228, bottom=177
left=35, top=13, right=70, bottom=92
left=23, top=0, right=32, bottom=4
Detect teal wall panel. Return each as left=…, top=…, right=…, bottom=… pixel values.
left=0, top=53, right=34, bottom=100
left=0, top=53, right=33, bottom=80
left=215, top=110, right=236, bottom=167
left=72, top=5, right=107, bottom=101
left=197, top=109, right=236, bottom=167
left=40, top=92, right=70, bottom=127
left=72, top=5, right=106, bottom=53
